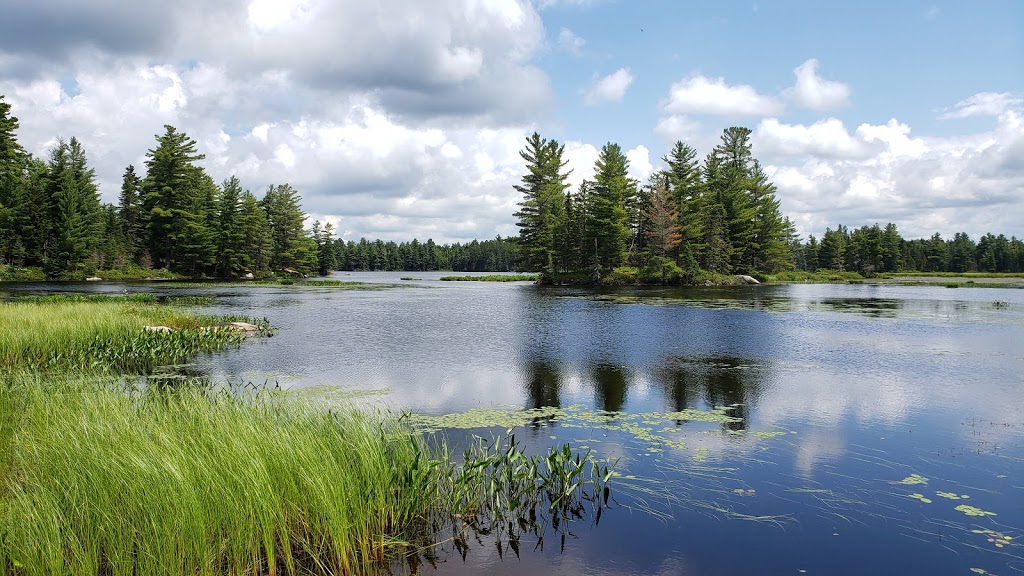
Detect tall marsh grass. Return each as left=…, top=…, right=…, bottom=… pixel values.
left=0, top=300, right=262, bottom=373
left=0, top=379, right=436, bottom=575
left=0, top=379, right=611, bottom=575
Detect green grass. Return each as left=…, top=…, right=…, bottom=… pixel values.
left=759, top=270, right=866, bottom=284
left=0, top=299, right=266, bottom=374
left=0, top=379, right=610, bottom=575
left=880, top=271, right=1024, bottom=278
left=439, top=274, right=539, bottom=282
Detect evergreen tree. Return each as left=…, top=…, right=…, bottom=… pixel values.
left=645, top=176, right=682, bottom=258
left=118, top=165, right=143, bottom=262
left=0, top=95, right=27, bottom=264
left=705, top=127, right=757, bottom=272
left=585, top=142, right=635, bottom=272
left=16, top=158, right=50, bottom=266
left=142, top=125, right=208, bottom=271
left=46, top=138, right=101, bottom=276
left=237, top=190, right=272, bottom=274
left=313, top=220, right=338, bottom=275
left=513, top=132, right=571, bottom=273
left=661, top=140, right=703, bottom=263
left=215, top=176, right=248, bottom=278
left=262, top=183, right=316, bottom=274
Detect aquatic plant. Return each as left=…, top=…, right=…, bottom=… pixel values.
left=0, top=300, right=267, bottom=374
left=0, top=381, right=613, bottom=575
left=439, top=274, right=539, bottom=282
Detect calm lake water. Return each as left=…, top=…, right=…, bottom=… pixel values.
left=5, top=274, right=1024, bottom=575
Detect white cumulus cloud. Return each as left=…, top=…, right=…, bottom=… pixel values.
left=661, top=74, right=783, bottom=117
left=939, top=92, right=1024, bottom=119
left=784, top=58, right=850, bottom=111
left=584, top=68, right=633, bottom=105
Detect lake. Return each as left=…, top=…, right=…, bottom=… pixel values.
left=4, top=273, right=1023, bottom=575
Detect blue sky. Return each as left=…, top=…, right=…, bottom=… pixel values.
left=542, top=0, right=1022, bottom=144
left=0, top=0, right=1021, bottom=242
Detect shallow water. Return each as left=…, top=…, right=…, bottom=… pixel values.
left=5, top=274, right=1023, bottom=575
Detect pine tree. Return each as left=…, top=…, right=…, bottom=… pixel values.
left=747, top=161, right=792, bottom=272
left=238, top=190, right=272, bottom=275
left=46, top=138, right=101, bottom=276
left=313, top=220, right=337, bottom=275
left=661, top=140, right=703, bottom=262
left=585, top=142, right=635, bottom=272
left=262, top=183, right=316, bottom=274
left=16, top=158, right=50, bottom=266
left=118, top=165, right=143, bottom=262
left=0, top=95, right=27, bottom=264
left=705, top=127, right=757, bottom=273
left=215, top=176, right=248, bottom=278
left=513, top=132, right=571, bottom=273
left=142, top=125, right=208, bottom=271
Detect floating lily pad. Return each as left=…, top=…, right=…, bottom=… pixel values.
left=908, top=493, right=932, bottom=504
left=955, top=504, right=996, bottom=517
left=892, top=473, right=928, bottom=486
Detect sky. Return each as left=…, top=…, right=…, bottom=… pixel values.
left=0, top=0, right=1021, bottom=243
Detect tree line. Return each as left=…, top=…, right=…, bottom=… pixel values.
left=0, top=96, right=329, bottom=279
left=793, top=224, right=1024, bottom=275
left=331, top=236, right=520, bottom=272
left=514, top=128, right=796, bottom=283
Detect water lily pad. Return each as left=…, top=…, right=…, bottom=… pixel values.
left=955, top=504, right=996, bottom=517
left=892, top=473, right=928, bottom=485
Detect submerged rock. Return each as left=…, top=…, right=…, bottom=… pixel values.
left=734, top=274, right=760, bottom=285
left=214, top=321, right=260, bottom=333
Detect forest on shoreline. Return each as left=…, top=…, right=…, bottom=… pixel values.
left=1, top=95, right=1022, bottom=282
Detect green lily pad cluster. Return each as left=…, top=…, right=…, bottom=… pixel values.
left=971, top=529, right=1013, bottom=549
left=936, top=491, right=970, bottom=500
left=908, top=493, right=933, bottom=504
left=955, top=504, right=996, bottom=517
left=893, top=473, right=928, bottom=486
left=404, top=403, right=787, bottom=464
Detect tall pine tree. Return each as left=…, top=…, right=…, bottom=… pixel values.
left=513, top=132, right=571, bottom=273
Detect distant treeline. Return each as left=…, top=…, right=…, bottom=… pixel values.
left=793, top=224, right=1024, bottom=275
left=331, top=236, right=520, bottom=272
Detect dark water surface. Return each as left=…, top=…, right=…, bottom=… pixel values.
left=5, top=274, right=1024, bottom=575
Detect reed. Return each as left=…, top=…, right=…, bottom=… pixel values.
left=0, top=379, right=611, bottom=575
left=0, top=299, right=261, bottom=373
